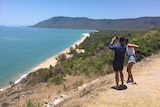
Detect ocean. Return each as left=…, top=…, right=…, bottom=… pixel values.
left=0, top=27, right=94, bottom=89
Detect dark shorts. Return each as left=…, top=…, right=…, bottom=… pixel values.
left=113, top=64, right=124, bottom=71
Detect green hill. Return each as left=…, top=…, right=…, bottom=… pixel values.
left=32, top=16, right=160, bottom=31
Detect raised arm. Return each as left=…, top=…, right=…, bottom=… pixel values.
left=108, top=37, right=117, bottom=49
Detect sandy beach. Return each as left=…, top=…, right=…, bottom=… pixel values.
left=0, top=33, right=90, bottom=91
left=12, top=33, right=90, bottom=85
left=34, top=33, right=90, bottom=69
left=0, top=33, right=90, bottom=92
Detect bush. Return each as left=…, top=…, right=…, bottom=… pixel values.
left=50, top=74, right=64, bottom=85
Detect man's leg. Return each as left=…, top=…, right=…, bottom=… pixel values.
left=115, top=71, right=119, bottom=88
left=120, top=71, right=124, bottom=85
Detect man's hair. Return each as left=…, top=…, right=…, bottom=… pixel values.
left=119, top=36, right=125, bottom=43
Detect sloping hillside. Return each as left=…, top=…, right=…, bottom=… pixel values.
left=0, top=28, right=160, bottom=107
left=57, top=53, right=160, bottom=107
left=32, top=16, right=160, bottom=31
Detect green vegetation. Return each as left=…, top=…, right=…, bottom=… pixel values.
left=130, top=28, right=160, bottom=60
left=25, top=28, right=160, bottom=86
left=23, top=99, right=41, bottom=107
left=32, top=16, right=160, bottom=31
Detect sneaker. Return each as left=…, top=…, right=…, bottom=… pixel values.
left=132, top=82, right=137, bottom=85
left=126, top=80, right=132, bottom=83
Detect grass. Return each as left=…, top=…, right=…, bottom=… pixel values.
left=23, top=99, right=41, bottom=107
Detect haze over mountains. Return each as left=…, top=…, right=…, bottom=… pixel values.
left=32, top=16, right=160, bottom=31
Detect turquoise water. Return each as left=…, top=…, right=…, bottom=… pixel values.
left=0, top=27, right=94, bottom=89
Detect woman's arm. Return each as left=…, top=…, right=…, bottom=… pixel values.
left=128, top=43, right=139, bottom=48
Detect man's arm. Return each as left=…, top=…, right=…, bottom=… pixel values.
left=108, top=37, right=117, bottom=49
left=110, top=37, right=117, bottom=44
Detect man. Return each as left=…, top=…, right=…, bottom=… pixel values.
left=109, top=36, right=126, bottom=89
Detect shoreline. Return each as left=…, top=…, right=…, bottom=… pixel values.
left=30, top=33, right=90, bottom=69
left=0, top=33, right=90, bottom=92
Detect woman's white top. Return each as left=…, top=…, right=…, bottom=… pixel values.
left=127, top=46, right=135, bottom=56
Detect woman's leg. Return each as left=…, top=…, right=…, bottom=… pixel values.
left=127, top=62, right=135, bottom=82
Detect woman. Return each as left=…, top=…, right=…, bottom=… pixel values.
left=125, top=39, right=139, bottom=84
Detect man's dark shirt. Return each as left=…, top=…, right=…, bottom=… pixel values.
left=109, top=43, right=126, bottom=65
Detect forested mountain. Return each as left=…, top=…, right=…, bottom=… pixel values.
left=32, top=16, right=160, bottom=31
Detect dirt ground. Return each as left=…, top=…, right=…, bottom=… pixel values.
left=60, top=53, right=160, bottom=107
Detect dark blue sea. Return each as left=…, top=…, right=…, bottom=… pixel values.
left=0, top=27, right=94, bottom=89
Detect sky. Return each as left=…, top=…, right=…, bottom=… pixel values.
left=0, top=0, right=160, bottom=26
